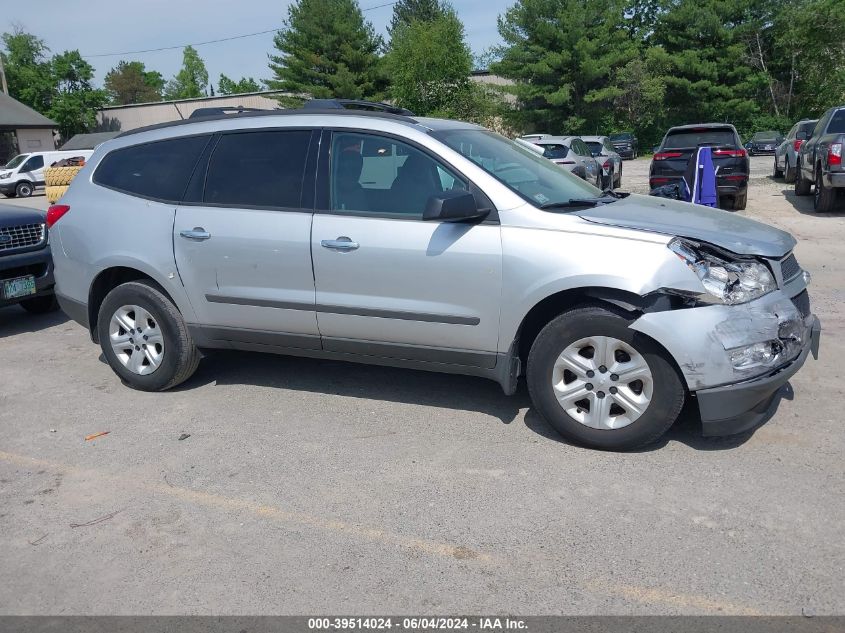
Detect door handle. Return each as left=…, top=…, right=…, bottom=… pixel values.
left=179, top=227, right=211, bottom=241
left=321, top=236, right=359, bottom=251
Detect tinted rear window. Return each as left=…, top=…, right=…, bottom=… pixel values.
left=539, top=144, right=569, bottom=159
left=663, top=128, right=735, bottom=149
left=204, top=130, right=311, bottom=208
left=829, top=110, right=845, bottom=134
left=585, top=142, right=603, bottom=154
left=798, top=121, right=817, bottom=134
left=95, top=136, right=209, bottom=202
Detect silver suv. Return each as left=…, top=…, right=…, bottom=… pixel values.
left=50, top=105, right=820, bottom=450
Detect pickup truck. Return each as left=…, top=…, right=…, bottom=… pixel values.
left=795, top=105, right=845, bottom=212
left=0, top=203, right=57, bottom=313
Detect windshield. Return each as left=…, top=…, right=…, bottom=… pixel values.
left=752, top=131, right=780, bottom=141
left=610, top=133, right=632, bottom=141
left=433, top=129, right=600, bottom=207
left=664, top=129, right=735, bottom=149
left=4, top=154, right=27, bottom=169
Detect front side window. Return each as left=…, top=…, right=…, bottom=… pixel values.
left=20, top=155, right=44, bottom=172
left=330, top=132, right=465, bottom=218
left=204, top=130, right=311, bottom=208
left=95, top=135, right=209, bottom=202
left=433, top=129, right=599, bottom=208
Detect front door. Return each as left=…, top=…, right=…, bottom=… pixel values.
left=310, top=131, right=502, bottom=368
left=19, top=154, right=45, bottom=192
left=173, top=129, right=321, bottom=349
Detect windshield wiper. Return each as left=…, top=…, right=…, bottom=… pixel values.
left=539, top=196, right=619, bottom=210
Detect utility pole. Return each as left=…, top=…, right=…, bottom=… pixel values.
left=0, top=54, right=8, bottom=95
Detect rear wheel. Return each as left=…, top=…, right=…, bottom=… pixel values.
left=97, top=280, right=200, bottom=391
left=773, top=157, right=783, bottom=179
left=732, top=191, right=747, bottom=211
left=20, top=294, right=58, bottom=314
left=795, top=160, right=812, bottom=195
left=15, top=182, right=33, bottom=198
left=615, top=163, right=622, bottom=188
left=526, top=306, right=685, bottom=451
left=784, top=160, right=795, bottom=183
left=815, top=170, right=837, bottom=212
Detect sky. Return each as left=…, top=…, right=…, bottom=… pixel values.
left=3, top=0, right=506, bottom=90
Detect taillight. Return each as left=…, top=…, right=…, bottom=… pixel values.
left=829, top=143, right=842, bottom=166
left=650, top=177, right=671, bottom=185
left=793, top=139, right=804, bottom=152
left=653, top=152, right=683, bottom=161
left=713, top=148, right=747, bottom=158
left=602, top=159, right=611, bottom=169
left=46, top=204, right=70, bottom=228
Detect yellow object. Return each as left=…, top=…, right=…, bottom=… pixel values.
left=44, top=165, right=83, bottom=187
left=46, top=185, right=68, bottom=204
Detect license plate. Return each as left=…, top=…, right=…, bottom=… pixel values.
left=2, top=275, right=36, bottom=299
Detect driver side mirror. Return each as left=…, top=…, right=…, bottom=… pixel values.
left=423, top=190, right=490, bottom=222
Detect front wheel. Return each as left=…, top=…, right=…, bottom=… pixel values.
left=15, top=182, right=33, bottom=198
left=526, top=306, right=685, bottom=451
left=97, top=280, right=200, bottom=391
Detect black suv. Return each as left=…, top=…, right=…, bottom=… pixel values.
left=0, top=204, right=57, bottom=313
left=649, top=123, right=750, bottom=210
left=609, top=132, right=638, bottom=159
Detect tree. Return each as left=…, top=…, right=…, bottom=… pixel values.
left=492, top=0, right=638, bottom=133
left=218, top=74, right=262, bottom=95
left=388, top=0, right=447, bottom=37
left=48, top=50, right=108, bottom=140
left=386, top=10, right=474, bottom=116
left=164, top=45, right=208, bottom=100
left=104, top=60, right=165, bottom=105
left=0, top=28, right=53, bottom=113
left=267, top=0, right=385, bottom=100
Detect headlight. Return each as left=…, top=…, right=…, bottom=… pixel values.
left=0, top=172, right=10, bottom=179
left=668, top=238, right=776, bottom=304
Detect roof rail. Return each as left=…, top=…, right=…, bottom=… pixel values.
left=303, top=99, right=415, bottom=116
left=188, top=106, right=274, bottom=119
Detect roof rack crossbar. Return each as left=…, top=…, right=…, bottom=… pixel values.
left=188, top=106, right=275, bottom=119
left=303, top=99, right=415, bottom=116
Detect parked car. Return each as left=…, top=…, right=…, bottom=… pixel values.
left=795, top=105, right=845, bottom=212
left=0, top=203, right=57, bottom=313
left=51, top=102, right=819, bottom=451
left=582, top=135, right=623, bottom=189
left=0, top=150, right=94, bottom=198
left=748, top=131, right=783, bottom=156
left=609, top=132, right=638, bottom=159
left=521, top=136, right=602, bottom=187
left=774, top=119, right=818, bottom=182
left=650, top=123, right=750, bottom=210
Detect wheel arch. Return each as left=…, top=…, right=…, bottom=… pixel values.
left=87, top=266, right=181, bottom=343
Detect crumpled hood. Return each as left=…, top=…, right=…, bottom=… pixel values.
left=577, top=194, right=796, bottom=258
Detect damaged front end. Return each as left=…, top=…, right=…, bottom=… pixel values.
left=629, top=239, right=821, bottom=436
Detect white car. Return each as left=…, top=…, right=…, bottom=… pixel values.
left=0, top=150, right=93, bottom=198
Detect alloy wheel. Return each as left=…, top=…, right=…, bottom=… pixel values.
left=551, top=335, right=653, bottom=430
left=108, top=305, right=165, bottom=375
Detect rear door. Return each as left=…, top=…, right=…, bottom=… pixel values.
left=310, top=130, right=502, bottom=367
left=173, top=128, right=321, bottom=349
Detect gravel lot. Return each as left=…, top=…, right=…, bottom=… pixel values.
left=1, top=157, right=843, bottom=615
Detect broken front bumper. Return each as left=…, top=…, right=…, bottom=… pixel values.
left=630, top=275, right=820, bottom=436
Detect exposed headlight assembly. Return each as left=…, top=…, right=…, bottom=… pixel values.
left=669, top=238, right=776, bottom=305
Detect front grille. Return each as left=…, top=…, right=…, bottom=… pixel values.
left=781, top=253, right=801, bottom=281
left=0, top=223, right=45, bottom=251
left=791, top=290, right=811, bottom=319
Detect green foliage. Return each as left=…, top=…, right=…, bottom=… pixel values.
left=267, top=0, right=385, bottom=101
left=104, top=60, right=165, bottom=105
left=48, top=50, right=108, bottom=140
left=218, top=74, right=262, bottom=95
left=164, top=46, right=209, bottom=100
left=386, top=10, right=474, bottom=116
left=0, top=29, right=53, bottom=113
left=388, top=0, right=448, bottom=37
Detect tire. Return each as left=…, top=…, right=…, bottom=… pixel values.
left=20, top=294, right=58, bottom=314
left=97, top=280, right=200, bottom=391
left=46, top=185, right=68, bottom=204
left=732, top=191, right=747, bottom=211
left=795, top=160, right=812, bottom=195
left=44, top=165, right=83, bottom=187
left=615, top=164, right=622, bottom=188
left=814, top=169, right=837, bottom=212
left=784, top=161, right=795, bottom=183
left=15, top=182, right=33, bottom=198
left=526, top=305, right=685, bottom=451
left=773, top=157, right=783, bottom=179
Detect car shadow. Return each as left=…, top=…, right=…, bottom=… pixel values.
left=0, top=304, right=68, bottom=338
left=780, top=188, right=845, bottom=217
left=176, top=349, right=789, bottom=451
